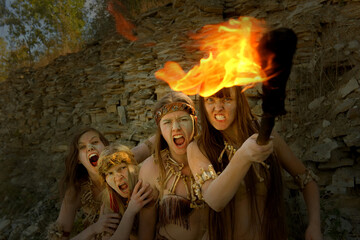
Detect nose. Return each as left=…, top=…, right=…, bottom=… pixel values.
left=114, top=172, right=123, bottom=180
left=172, top=120, right=181, bottom=130
left=214, top=100, right=224, bottom=111
left=87, top=144, right=95, bottom=151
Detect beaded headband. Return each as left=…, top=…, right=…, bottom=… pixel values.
left=98, top=151, right=134, bottom=178
left=154, top=102, right=196, bottom=125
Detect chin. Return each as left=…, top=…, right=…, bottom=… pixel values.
left=172, top=147, right=187, bottom=156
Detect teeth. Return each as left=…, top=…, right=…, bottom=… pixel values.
left=118, top=183, right=127, bottom=191
left=215, top=115, right=225, bottom=120
left=173, top=135, right=183, bottom=139
left=88, top=153, right=97, bottom=159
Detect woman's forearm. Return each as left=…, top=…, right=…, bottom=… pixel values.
left=302, top=181, right=321, bottom=226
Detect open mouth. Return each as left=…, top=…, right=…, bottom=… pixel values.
left=88, top=153, right=99, bottom=167
left=118, top=182, right=128, bottom=193
left=173, top=134, right=185, bottom=147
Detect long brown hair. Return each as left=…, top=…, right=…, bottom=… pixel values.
left=197, top=86, right=286, bottom=240
left=153, top=91, right=197, bottom=199
left=60, top=127, right=110, bottom=198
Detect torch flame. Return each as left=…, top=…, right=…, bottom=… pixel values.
left=107, top=0, right=137, bottom=42
left=155, top=17, right=272, bottom=97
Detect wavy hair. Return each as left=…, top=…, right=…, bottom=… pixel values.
left=60, top=127, right=110, bottom=198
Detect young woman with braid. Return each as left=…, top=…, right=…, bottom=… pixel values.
left=138, top=92, right=208, bottom=240
left=187, top=86, right=322, bottom=240
left=47, top=127, right=155, bottom=240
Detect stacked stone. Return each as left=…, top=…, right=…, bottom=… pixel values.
left=0, top=0, right=360, bottom=239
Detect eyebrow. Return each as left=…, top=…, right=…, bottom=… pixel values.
left=78, top=135, right=100, bottom=145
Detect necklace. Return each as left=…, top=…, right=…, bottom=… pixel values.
left=80, top=177, right=102, bottom=224
left=218, top=141, right=270, bottom=182
left=218, top=140, right=237, bottom=164
left=163, top=150, right=204, bottom=208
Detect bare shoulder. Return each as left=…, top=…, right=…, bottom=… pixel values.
left=272, top=130, right=288, bottom=152
left=271, top=130, right=306, bottom=175
left=139, top=155, right=159, bottom=183
left=187, top=140, right=198, bottom=150
left=187, top=140, right=204, bottom=162
left=187, top=140, right=200, bottom=156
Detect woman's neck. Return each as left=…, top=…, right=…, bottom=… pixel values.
left=88, top=171, right=103, bottom=189
left=221, top=122, right=240, bottom=147
left=168, top=148, right=188, bottom=165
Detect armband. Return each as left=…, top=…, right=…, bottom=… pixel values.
left=294, top=168, right=319, bottom=190
left=47, top=222, right=70, bottom=240
left=193, top=165, right=217, bottom=200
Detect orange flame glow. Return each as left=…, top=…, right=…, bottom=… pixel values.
left=155, top=17, right=271, bottom=97
left=107, top=0, right=137, bottom=42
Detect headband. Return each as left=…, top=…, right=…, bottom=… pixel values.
left=154, top=102, right=196, bottom=125
left=98, top=151, right=134, bottom=178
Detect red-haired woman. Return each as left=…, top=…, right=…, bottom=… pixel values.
left=187, top=86, right=322, bottom=240
left=48, top=127, right=154, bottom=240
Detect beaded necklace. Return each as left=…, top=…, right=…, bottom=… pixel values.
left=163, top=150, right=204, bottom=208
left=217, top=141, right=270, bottom=182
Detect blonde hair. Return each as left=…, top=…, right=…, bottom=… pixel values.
left=97, top=143, right=139, bottom=215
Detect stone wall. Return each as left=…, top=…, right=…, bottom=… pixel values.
left=0, top=0, right=359, bottom=239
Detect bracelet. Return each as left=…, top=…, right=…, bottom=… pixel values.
left=193, top=165, right=218, bottom=200
left=294, top=168, right=319, bottom=190
left=47, top=222, right=70, bottom=240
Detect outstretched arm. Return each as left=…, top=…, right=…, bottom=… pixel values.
left=132, top=135, right=155, bottom=164
left=187, top=134, right=273, bottom=212
left=273, top=131, right=322, bottom=240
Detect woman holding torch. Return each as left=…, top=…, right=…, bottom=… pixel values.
left=187, top=86, right=322, bottom=240
left=155, top=17, right=322, bottom=240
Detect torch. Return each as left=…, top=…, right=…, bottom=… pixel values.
left=256, top=28, right=298, bottom=145
left=154, top=18, right=298, bottom=145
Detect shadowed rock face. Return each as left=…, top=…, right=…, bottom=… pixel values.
left=1, top=0, right=360, bottom=239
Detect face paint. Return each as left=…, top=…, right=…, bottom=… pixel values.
left=204, top=87, right=237, bottom=132
left=160, top=110, right=195, bottom=157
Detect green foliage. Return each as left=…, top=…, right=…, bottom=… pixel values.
left=4, top=0, right=87, bottom=66
left=0, top=37, right=9, bottom=82
left=1, top=0, right=169, bottom=68
left=83, top=0, right=114, bottom=42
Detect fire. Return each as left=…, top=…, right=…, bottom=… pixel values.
left=107, top=0, right=137, bottom=42
left=155, top=17, right=272, bottom=97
